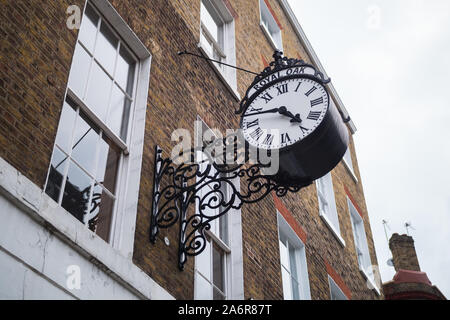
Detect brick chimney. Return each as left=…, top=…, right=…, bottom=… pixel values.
left=389, top=233, right=420, bottom=272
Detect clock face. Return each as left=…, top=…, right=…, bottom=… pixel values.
left=241, top=77, right=329, bottom=150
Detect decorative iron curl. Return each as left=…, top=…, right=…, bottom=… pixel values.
left=150, top=141, right=312, bottom=270
left=235, top=50, right=331, bottom=115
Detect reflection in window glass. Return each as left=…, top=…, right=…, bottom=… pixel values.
left=45, top=147, right=68, bottom=203
left=85, top=61, right=113, bottom=121
left=62, top=160, right=92, bottom=223
left=95, top=22, right=118, bottom=75
left=78, top=4, right=99, bottom=53
left=116, top=47, right=135, bottom=95
left=71, top=112, right=99, bottom=175
left=107, top=85, right=127, bottom=139
left=55, top=100, right=77, bottom=153
left=68, top=44, right=91, bottom=97
left=213, top=244, right=225, bottom=292
left=96, top=136, right=120, bottom=193
left=87, top=184, right=115, bottom=242
left=46, top=100, right=120, bottom=244
left=45, top=3, right=138, bottom=245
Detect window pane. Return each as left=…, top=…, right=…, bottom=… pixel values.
left=68, top=44, right=91, bottom=97
left=197, top=238, right=211, bottom=280
left=281, top=266, right=292, bottom=300
left=200, top=31, right=214, bottom=57
left=219, top=213, right=228, bottom=245
left=78, top=4, right=99, bottom=53
left=55, top=99, right=77, bottom=153
left=62, top=161, right=92, bottom=223
left=107, top=84, right=131, bottom=140
left=88, top=184, right=114, bottom=243
left=96, top=135, right=120, bottom=193
left=212, top=244, right=225, bottom=292
left=201, top=2, right=219, bottom=43
left=45, top=147, right=68, bottom=202
left=289, top=245, right=298, bottom=281
left=213, top=287, right=225, bottom=300
left=195, top=274, right=213, bottom=300
left=85, top=61, right=113, bottom=121
left=279, top=238, right=289, bottom=269
left=115, top=47, right=135, bottom=95
left=343, top=147, right=353, bottom=171
left=71, top=112, right=99, bottom=175
left=95, top=22, right=118, bottom=75
left=291, top=277, right=300, bottom=300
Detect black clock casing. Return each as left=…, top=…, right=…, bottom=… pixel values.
left=238, top=55, right=349, bottom=186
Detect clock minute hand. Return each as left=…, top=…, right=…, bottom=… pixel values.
left=244, top=108, right=280, bottom=117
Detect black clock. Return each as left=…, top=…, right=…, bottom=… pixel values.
left=238, top=52, right=349, bottom=186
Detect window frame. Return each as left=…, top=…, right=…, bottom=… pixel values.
left=259, top=0, right=283, bottom=50
left=44, top=0, right=151, bottom=258
left=198, top=0, right=240, bottom=101
left=277, top=212, right=311, bottom=300
left=328, top=276, right=348, bottom=300
left=347, top=197, right=380, bottom=294
left=315, top=172, right=346, bottom=247
left=342, top=146, right=358, bottom=182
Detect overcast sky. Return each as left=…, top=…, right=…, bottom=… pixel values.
left=288, top=0, right=450, bottom=297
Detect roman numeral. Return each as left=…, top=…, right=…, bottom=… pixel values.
left=307, top=111, right=321, bottom=121
left=310, top=97, right=323, bottom=107
left=276, top=84, right=288, bottom=95
left=281, top=133, right=291, bottom=144
left=260, top=93, right=273, bottom=103
left=262, top=134, right=274, bottom=146
left=300, top=126, right=309, bottom=134
left=250, top=127, right=263, bottom=141
left=246, top=118, right=259, bottom=129
left=305, top=86, right=317, bottom=97
left=294, top=82, right=302, bottom=92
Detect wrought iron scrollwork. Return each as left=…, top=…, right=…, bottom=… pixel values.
left=150, top=139, right=311, bottom=270
left=235, top=50, right=331, bottom=115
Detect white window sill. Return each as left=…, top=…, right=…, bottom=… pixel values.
left=342, top=159, right=358, bottom=183
left=359, top=267, right=381, bottom=296
left=0, top=156, right=173, bottom=300
left=260, top=23, right=281, bottom=51
left=320, top=213, right=346, bottom=247
left=197, top=42, right=241, bottom=102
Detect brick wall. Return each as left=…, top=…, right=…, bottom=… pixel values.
left=389, top=233, right=421, bottom=272
left=0, top=0, right=381, bottom=300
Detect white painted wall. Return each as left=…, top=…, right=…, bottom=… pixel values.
left=0, top=157, right=173, bottom=300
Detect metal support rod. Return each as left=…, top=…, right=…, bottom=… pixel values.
left=177, top=50, right=259, bottom=75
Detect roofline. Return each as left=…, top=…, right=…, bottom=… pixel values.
left=277, top=0, right=357, bottom=134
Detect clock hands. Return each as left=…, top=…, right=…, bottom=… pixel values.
left=244, top=108, right=280, bottom=117
left=245, top=106, right=302, bottom=123
left=278, top=106, right=302, bottom=123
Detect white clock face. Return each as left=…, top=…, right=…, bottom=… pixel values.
left=241, top=77, right=329, bottom=150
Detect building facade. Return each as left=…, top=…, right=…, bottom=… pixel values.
left=0, top=0, right=381, bottom=300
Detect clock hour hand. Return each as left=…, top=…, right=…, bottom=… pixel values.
left=278, top=106, right=302, bottom=123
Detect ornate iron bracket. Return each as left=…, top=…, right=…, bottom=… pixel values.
left=149, top=142, right=312, bottom=270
